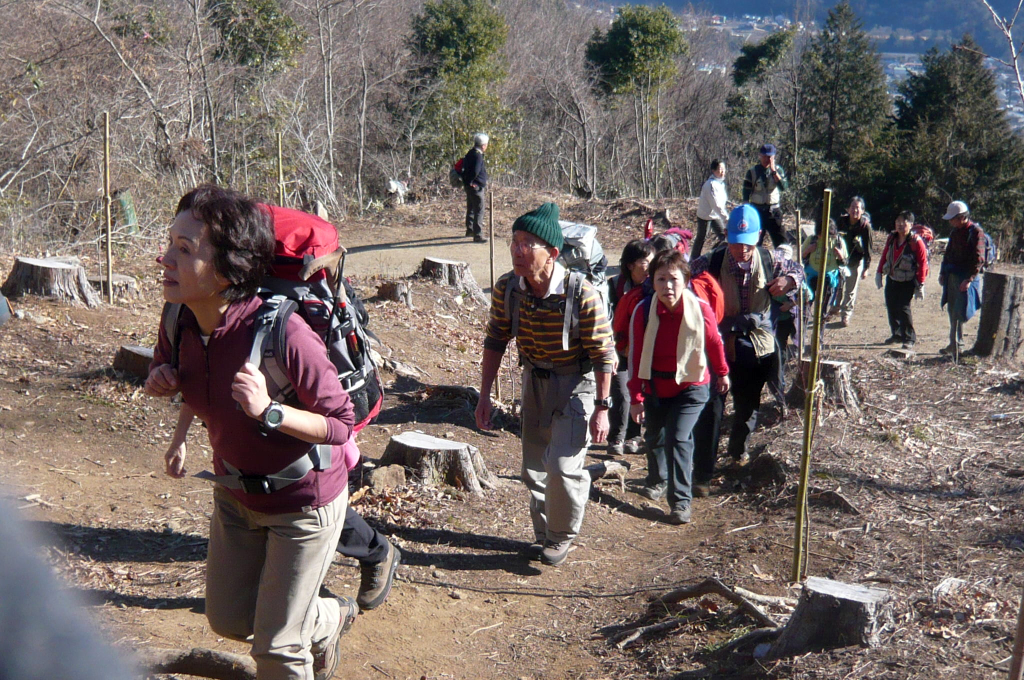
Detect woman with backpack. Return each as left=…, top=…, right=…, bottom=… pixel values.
left=875, top=211, right=929, bottom=349
left=145, top=185, right=358, bottom=680
left=801, top=217, right=849, bottom=320
left=627, top=249, right=730, bottom=525
left=607, top=239, right=656, bottom=455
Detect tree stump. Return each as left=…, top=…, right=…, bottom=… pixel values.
left=768, top=577, right=892, bottom=658
left=418, top=257, right=488, bottom=305
left=136, top=647, right=256, bottom=680
left=585, top=460, right=630, bottom=492
left=787, top=359, right=860, bottom=415
left=2, top=256, right=101, bottom=307
left=88, top=273, right=139, bottom=301
left=379, top=431, right=497, bottom=493
left=376, top=280, right=414, bottom=309
left=972, top=271, right=1024, bottom=359
left=113, top=345, right=154, bottom=379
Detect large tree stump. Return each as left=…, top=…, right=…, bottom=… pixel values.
left=376, top=280, right=414, bottom=309
left=787, top=359, right=860, bottom=415
left=136, top=647, right=256, bottom=680
left=973, top=271, right=1024, bottom=359
left=418, top=257, right=488, bottom=305
left=768, top=577, right=892, bottom=658
left=2, top=256, right=101, bottom=307
left=379, top=431, right=497, bottom=493
left=88, top=273, right=139, bottom=301
left=113, top=345, right=154, bottom=379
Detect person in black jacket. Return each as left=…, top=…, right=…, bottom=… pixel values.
left=461, top=133, right=489, bottom=243
left=835, top=196, right=873, bottom=326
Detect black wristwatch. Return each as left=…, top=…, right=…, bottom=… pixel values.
left=594, top=397, right=613, bottom=409
left=261, top=401, right=285, bottom=430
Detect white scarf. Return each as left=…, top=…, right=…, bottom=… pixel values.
left=638, top=289, right=706, bottom=384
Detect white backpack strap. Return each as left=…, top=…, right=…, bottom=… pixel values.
left=250, top=295, right=296, bottom=402
left=563, top=271, right=585, bottom=351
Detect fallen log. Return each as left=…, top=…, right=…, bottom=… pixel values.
left=652, top=577, right=777, bottom=629
left=379, top=431, right=497, bottom=493
left=136, top=647, right=256, bottom=680
left=768, top=576, right=892, bottom=658
left=973, top=271, right=1024, bottom=359
left=417, top=257, right=488, bottom=305
left=2, top=256, right=101, bottom=307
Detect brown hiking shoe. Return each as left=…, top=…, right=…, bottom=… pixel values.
left=357, top=541, right=401, bottom=611
left=313, top=596, right=358, bottom=680
left=692, top=484, right=711, bottom=498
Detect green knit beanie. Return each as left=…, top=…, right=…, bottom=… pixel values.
left=512, top=202, right=563, bottom=251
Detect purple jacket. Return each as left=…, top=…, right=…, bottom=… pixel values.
left=153, top=296, right=354, bottom=514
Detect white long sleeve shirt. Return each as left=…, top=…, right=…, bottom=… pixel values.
left=696, top=175, right=728, bottom=222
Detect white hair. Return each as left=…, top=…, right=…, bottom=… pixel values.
left=473, top=132, right=489, bottom=147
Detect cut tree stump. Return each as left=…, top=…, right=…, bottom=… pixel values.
left=113, top=345, right=154, bottom=379
left=787, top=359, right=860, bottom=415
left=417, top=257, right=488, bottom=305
left=379, top=431, right=497, bottom=493
left=585, top=460, right=630, bottom=492
left=88, top=273, right=139, bottom=301
left=768, top=577, right=893, bottom=658
left=972, top=271, right=1024, bottom=359
left=376, top=280, right=414, bottom=309
left=136, top=647, right=256, bottom=680
left=2, top=256, right=101, bottom=307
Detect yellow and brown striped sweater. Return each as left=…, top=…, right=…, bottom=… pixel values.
left=484, top=264, right=615, bottom=373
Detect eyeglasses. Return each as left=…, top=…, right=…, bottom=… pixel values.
left=509, top=241, right=548, bottom=254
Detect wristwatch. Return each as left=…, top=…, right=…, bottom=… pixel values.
left=594, top=397, right=613, bottom=409
left=261, top=401, right=285, bottom=430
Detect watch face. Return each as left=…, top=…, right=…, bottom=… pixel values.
left=266, top=405, right=284, bottom=426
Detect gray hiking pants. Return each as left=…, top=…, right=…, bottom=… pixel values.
left=945, top=273, right=970, bottom=352
left=520, top=365, right=595, bottom=544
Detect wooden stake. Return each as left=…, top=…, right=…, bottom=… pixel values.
left=1009, top=584, right=1024, bottom=680
left=103, top=112, right=113, bottom=305
left=792, top=188, right=833, bottom=583
left=488, top=188, right=495, bottom=291
left=796, top=208, right=804, bottom=365
left=277, top=132, right=285, bottom=206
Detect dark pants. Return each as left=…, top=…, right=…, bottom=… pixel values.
left=337, top=507, right=390, bottom=564
left=693, top=391, right=724, bottom=485
left=725, top=341, right=777, bottom=459
left=465, top=184, right=485, bottom=237
left=765, top=340, right=787, bottom=406
left=693, top=218, right=726, bottom=259
left=642, top=384, right=710, bottom=511
left=885, top=278, right=917, bottom=343
left=609, top=363, right=640, bottom=445
left=754, top=204, right=787, bottom=248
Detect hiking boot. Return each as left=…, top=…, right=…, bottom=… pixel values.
left=608, top=440, right=625, bottom=456
left=692, top=484, right=712, bottom=498
left=357, top=541, right=401, bottom=611
left=465, top=229, right=474, bottom=237
left=883, top=335, right=900, bottom=345
left=939, top=344, right=961, bottom=356
left=666, top=506, right=692, bottom=525
left=313, top=596, right=359, bottom=680
left=523, top=540, right=545, bottom=561
left=624, top=436, right=646, bottom=454
left=540, top=539, right=573, bottom=566
left=473, top=235, right=488, bottom=243
left=732, top=452, right=751, bottom=467
left=902, top=341, right=915, bottom=350
left=639, top=482, right=667, bottom=501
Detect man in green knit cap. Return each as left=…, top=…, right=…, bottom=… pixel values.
left=476, top=202, right=615, bottom=567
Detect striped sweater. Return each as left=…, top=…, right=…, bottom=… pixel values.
left=484, top=264, right=615, bottom=373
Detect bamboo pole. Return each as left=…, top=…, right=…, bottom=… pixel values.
left=488, top=188, right=495, bottom=290
left=103, top=112, right=113, bottom=305
left=792, top=188, right=833, bottom=583
left=277, top=132, right=285, bottom=206
left=796, top=209, right=804, bottom=364
left=1009, top=584, right=1024, bottom=680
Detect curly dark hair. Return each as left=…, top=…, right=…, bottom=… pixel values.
left=649, top=248, right=690, bottom=282
left=175, top=184, right=275, bottom=302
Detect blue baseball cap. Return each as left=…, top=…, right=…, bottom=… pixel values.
left=727, top=204, right=762, bottom=245
left=759, top=143, right=777, bottom=157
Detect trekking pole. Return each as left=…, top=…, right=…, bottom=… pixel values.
left=792, top=188, right=833, bottom=583
left=103, top=111, right=114, bottom=305
left=796, top=209, right=804, bottom=365
left=1008, top=584, right=1024, bottom=680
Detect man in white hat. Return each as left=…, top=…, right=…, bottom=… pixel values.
left=938, top=200, right=986, bottom=356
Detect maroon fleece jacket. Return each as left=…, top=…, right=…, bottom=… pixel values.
left=153, top=296, right=353, bottom=514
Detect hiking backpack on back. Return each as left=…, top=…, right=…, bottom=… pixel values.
left=971, top=224, right=997, bottom=270
left=162, top=205, right=383, bottom=433
left=557, top=220, right=609, bottom=312
left=449, top=158, right=465, bottom=189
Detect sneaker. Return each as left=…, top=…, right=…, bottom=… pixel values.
left=883, top=335, right=900, bottom=345
left=608, top=440, right=625, bottom=455
left=357, top=541, right=401, bottom=610
left=639, top=483, right=667, bottom=500
left=692, top=484, right=711, bottom=498
left=624, top=437, right=645, bottom=454
left=473, top=235, right=488, bottom=243
left=313, top=596, right=359, bottom=680
left=540, top=539, right=573, bottom=566
left=666, top=506, right=692, bottom=525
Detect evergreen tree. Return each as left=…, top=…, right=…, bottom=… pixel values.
left=890, top=35, right=1024, bottom=233
left=800, top=1, right=889, bottom=201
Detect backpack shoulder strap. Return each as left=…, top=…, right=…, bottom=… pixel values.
left=708, top=246, right=727, bottom=280
left=503, top=273, right=523, bottom=339
left=250, top=295, right=299, bottom=403
left=563, top=270, right=586, bottom=351
left=161, top=303, right=184, bottom=370
left=757, top=246, right=774, bottom=281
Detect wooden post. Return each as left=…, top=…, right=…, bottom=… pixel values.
left=103, top=112, right=113, bottom=305
left=973, top=271, right=1024, bottom=359
left=488, top=188, right=495, bottom=291
left=1009, top=584, right=1024, bottom=680
left=277, top=132, right=285, bottom=206
left=792, top=188, right=833, bottom=583
left=796, top=209, right=804, bottom=365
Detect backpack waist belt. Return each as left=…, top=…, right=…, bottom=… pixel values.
left=195, top=444, right=333, bottom=494
left=521, top=355, right=592, bottom=378
left=649, top=369, right=680, bottom=379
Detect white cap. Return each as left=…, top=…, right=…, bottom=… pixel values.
left=942, top=200, right=969, bottom=220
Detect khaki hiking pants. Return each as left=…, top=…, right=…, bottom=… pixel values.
left=206, top=486, right=347, bottom=680
left=520, top=366, right=595, bottom=544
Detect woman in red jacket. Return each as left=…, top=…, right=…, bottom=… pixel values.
left=145, top=185, right=357, bottom=680
left=875, top=211, right=929, bottom=349
left=628, top=249, right=730, bottom=525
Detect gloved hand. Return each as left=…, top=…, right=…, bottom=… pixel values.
left=915, top=284, right=924, bottom=300
left=875, top=272, right=883, bottom=290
